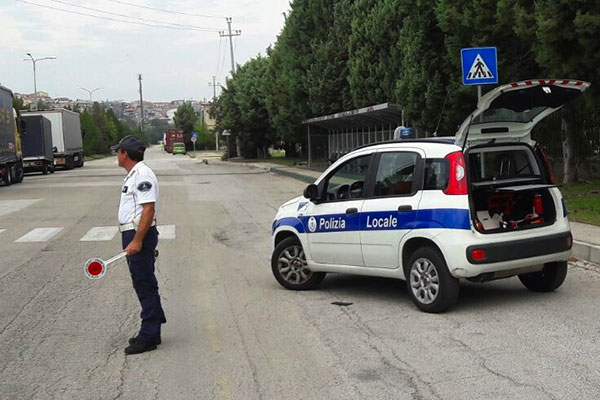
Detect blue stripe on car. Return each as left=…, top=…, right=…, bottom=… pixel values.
left=274, top=208, right=471, bottom=233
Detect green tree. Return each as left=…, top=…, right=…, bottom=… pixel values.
left=528, top=0, right=600, bottom=182
left=174, top=102, right=199, bottom=148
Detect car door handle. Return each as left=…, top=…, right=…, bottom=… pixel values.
left=346, top=207, right=358, bottom=214
left=397, top=205, right=412, bottom=212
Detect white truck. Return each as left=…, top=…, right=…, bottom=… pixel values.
left=22, top=109, right=84, bottom=169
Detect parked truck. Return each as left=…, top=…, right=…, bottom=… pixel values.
left=21, top=115, right=55, bottom=175
left=23, top=109, right=83, bottom=169
left=0, top=85, right=25, bottom=186
left=165, top=129, right=184, bottom=153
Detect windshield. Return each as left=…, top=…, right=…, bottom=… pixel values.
left=174, top=143, right=184, bottom=147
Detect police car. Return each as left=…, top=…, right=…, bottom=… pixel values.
left=271, top=79, right=590, bottom=313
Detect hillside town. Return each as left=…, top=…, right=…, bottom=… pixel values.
left=13, top=91, right=216, bottom=129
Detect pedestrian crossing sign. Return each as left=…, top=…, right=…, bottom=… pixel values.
left=461, top=47, right=498, bottom=85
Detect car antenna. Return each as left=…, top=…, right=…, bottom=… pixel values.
left=433, top=90, right=450, bottom=137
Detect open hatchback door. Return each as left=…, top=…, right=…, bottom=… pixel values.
left=455, top=79, right=591, bottom=148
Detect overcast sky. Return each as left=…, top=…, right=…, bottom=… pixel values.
left=1, top=0, right=290, bottom=102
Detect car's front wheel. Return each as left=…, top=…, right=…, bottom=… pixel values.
left=271, top=236, right=325, bottom=290
left=406, top=247, right=459, bottom=313
left=518, top=261, right=568, bottom=292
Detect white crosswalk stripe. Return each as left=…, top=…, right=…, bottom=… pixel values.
left=157, top=225, right=176, bottom=240
left=16, top=228, right=63, bottom=243
left=0, top=229, right=6, bottom=235
left=9, top=225, right=176, bottom=243
left=80, top=226, right=119, bottom=242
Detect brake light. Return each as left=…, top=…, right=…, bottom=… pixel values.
left=536, top=144, right=554, bottom=184
left=444, top=151, right=468, bottom=195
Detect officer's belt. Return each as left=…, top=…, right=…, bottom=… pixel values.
left=119, top=220, right=156, bottom=232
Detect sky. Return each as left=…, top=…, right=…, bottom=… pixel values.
left=1, top=0, right=291, bottom=102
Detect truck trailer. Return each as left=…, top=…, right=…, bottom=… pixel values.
left=165, top=129, right=184, bottom=153
left=0, top=85, right=25, bottom=186
left=21, top=115, right=55, bottom=174
left=23, top=109, right=83, bottom=169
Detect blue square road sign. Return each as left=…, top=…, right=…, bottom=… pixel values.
left=461, top=47, right=498, bottom=86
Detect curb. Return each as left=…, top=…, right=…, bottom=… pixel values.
left=573, top=240, right=600, bottom=265
left=269, top=167, right=316, bottom=184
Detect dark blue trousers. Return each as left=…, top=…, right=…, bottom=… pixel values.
left=122, top=226, right=166, bottom=342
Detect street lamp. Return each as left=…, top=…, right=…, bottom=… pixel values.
left=23, top=53, right=57, bottom=96
left=79, top=87, right=102, bottom=101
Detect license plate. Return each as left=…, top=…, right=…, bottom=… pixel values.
left=55, top=159, right=65, bottom=165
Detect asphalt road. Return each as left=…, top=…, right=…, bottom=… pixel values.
left=1, top=147, right=599, bottom=400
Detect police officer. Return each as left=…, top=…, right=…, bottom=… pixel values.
left=111, top=135, right=166, bottom=355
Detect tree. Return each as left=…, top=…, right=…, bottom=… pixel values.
left=13, top=97, right=30, bottom=112
left=528, top=0, right=600, bottom=183
left=173, top=102, right=199, bottom=148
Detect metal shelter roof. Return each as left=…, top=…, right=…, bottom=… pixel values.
left=302, top=103, right=403, bottom=130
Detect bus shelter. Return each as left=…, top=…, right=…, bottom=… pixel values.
left=303, top=103, right=404, bottom=168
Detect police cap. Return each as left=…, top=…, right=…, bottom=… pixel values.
left=111, top=135, right=146, bottom=153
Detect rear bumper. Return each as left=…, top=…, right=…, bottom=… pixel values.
left=466, top=231, right=572, bottom=264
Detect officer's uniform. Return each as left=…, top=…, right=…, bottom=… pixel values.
left=119, top=160, right=166, bottom=343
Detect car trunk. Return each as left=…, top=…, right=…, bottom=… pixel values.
left=466, top=143, right=557, bottom=233
left=453, top=79, right=590, bottom=233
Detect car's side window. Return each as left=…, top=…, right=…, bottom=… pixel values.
left=324, top=155, right=371, bottom=201
left=424, top=159, right=449, bottom=190
left=374, top=152, right=418, bottom=197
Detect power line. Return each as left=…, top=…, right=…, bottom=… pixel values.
left=102, top=0, right=226, bottom=19
left=47, top=0, right=222, bottom=31
left=15, top=0, right=219, bottom=32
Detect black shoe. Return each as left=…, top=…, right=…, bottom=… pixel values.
left=124, top=339, right=157, bottom=355
left=129, top=336, right=161, bottom=345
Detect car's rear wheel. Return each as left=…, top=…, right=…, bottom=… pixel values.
left=518, top=261, right=568, bottom=292
left=406, top=247, right=459, bottom=313
left=271, top=236, right=325, bottom=290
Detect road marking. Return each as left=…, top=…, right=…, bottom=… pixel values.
left=0, top=229, right=5, bottom=235
left=0, top=199, right=41, bottom=217
left=15, top=228, right=63, bottom=242
left=157, top=225, right=176, bottom=240
left=80, top=226, right=119, bottom=241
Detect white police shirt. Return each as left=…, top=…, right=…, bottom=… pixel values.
left=118, top=161, right=159, bottom=225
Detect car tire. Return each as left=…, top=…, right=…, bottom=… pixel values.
left=11, top=164, right=24, bottom=183
left=42, top=161, right=49, bottom=175
left=271, top=236, right=325, bottom=290
left=405, top=247, right=459, bottom=313
left=518, top=261, right=568, bottom=292
left=1, top=167, right=11, bottom=186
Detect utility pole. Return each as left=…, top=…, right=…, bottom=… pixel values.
left=208, top=76, right=220, bottom=151
left=208, top=76, right=219, bottom=101
left=219, top=17, right=241, bottom=74
left=138, top=74, right=144, bottom=132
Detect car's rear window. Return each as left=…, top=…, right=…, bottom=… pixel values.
left=468, top=147, right=540, bottom=182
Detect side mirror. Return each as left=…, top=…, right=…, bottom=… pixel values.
left=303, top=184, right=319, bottom=201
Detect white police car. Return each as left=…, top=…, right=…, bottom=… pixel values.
left=271, top=79, right=590, bottom=312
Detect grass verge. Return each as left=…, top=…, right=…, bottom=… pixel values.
left=561, top=179, right=600, bottom=226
